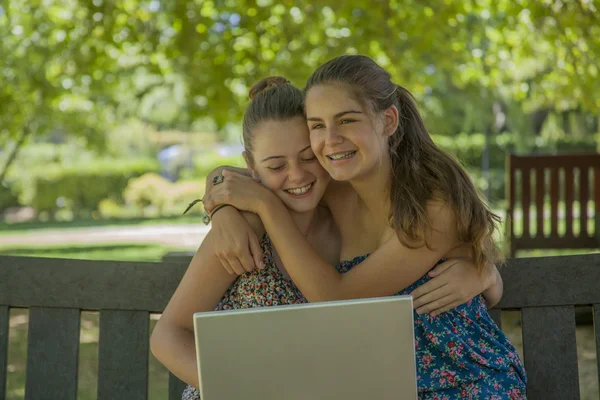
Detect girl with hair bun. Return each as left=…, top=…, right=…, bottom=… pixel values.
left=151, top=76, right=337, bottom=398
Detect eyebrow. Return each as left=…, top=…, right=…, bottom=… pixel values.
left=306, top=110, right=363, bottom=121
left=261, top=145, right=312, bottom=162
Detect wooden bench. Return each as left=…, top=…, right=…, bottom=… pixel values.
left=1, top=253, right=599, bottom=400
left=506, top=152, right=600, bottom=257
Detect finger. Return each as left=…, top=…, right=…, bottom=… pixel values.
left=222, top=169, right=246, bottom=179
left=428, top=259, right=459, bottom=277
left=221, top=169, right=235, bottom=177
left=412, top=285, right=451, bottom=310
left=239, top=250, right=256, bottom=273
left=201, top=194, right=215, bottom=213
left=248, top=234, right=265, bottom=270
left=416, top=293, right=455, bottom=315
left=217, top=255, right=235, bottom=275
left=410, top=277, right=448, bottom=301
left=229, top=258, right=246, bottom=275
left=414, top=286, right=453, bottom=313
left=430, top=300, right=463, bottom=318
left=202, top=189, right=227, bottom=214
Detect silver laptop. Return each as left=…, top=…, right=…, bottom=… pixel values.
left=193, top=296, right=417, bottom=400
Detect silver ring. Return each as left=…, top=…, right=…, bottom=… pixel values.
left=213, top=175, right=225, bottom=185
left=202, top=213, right=211, bottom=225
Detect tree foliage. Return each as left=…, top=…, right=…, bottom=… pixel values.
left=1, top=0, right=598, bottom=148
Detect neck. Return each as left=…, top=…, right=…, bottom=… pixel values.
left=349, top=153, right=392, bottom=219
left=289, top=207, right=318, bottom=236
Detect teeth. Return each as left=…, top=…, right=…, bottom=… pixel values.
left=328, top=151, right=355, bottom=160
left=286, top=183, right=312, bottom=195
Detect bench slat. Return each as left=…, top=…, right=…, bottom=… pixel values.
left=579, top=167, right=590, bottom=237
left=509, top=152, right=600, bottom=168
left=595, top=167, right=600, bottom=240
left=25, top=307, right=80, bottom=400
left=512, top=235, right=598, bottom=249
left=549, top=166, right=559, bottom=238
left=522, top=168, right=531, bottom=238
left=595, top=304, right=600, bottom=394
left=508, top=155, right=517, bottom=257
left=169, top=372, right=188, bottom=400
left=0, top=256, right=187, bottom=312
left=0, top=306, right=8, bottom=399
left=564, top=166, right=575, bottom=239
left=497, top=254, right=600, bottom=308
left=97, top=310, right=149, bottom=400
left=521, top=306, right=579, bottom=400
left=535, top=167, right=545, bottom=237
left=2, top=254, right=599, bottom=311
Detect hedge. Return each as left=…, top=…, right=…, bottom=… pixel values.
left=30, top=159, right=160, bottom=215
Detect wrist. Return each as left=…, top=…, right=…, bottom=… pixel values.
left=256, top=190, right=279, bottom=217
left=210, top=204, right=239, bottom=224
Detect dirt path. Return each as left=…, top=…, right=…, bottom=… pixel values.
left=0, top=224, right=211, bottom=248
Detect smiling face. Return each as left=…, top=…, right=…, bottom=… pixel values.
left=246, top=116, right=330, bottom=213
left=305, top=83, right=394, bottom=182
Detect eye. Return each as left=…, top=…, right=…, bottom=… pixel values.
left=301, top=156, right=317, bottom=162
left=340, top=119, right=355, bottom=124
left=310, top=123, right=325, bottom=130
left=267, top=165, right=285, bottom=171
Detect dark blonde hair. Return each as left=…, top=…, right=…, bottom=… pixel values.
left=305, top=55, right=502, bottom=271
left=242, top=76, right=304, bottom=165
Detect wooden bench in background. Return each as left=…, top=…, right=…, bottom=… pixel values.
left=506, top=152, right=600, bottom=257
left=1, top=253, right=599, bottom=400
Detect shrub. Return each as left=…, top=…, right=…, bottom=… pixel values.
left=29, top=159, right=160, bottom=215
left=123, top=173, right=172, bottom=215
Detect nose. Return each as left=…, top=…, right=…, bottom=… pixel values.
left=287, top=163, right=308, bottom=184
left=324, top=125, right=343, bottom=146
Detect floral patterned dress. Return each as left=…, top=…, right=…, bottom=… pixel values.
left=182, top=234, right=306, bottom=400
left=336, top=255, right=528, bottom=400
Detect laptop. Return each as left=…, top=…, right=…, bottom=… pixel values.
left=193, top=296, right=417, bottom=400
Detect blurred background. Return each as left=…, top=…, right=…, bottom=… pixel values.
left=1, top=1, right=599, bottom=398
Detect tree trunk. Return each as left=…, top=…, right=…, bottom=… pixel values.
left=0, top=126, right=31, bottom=184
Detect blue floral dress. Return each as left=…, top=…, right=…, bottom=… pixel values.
left=336, top=255, right=528, bottom=400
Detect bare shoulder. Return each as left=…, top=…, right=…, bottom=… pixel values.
left=417, top=200, right=460, bottom=254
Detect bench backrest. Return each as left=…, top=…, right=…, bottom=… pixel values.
left=1, top=253, right=599, bottom=400
left=506, top=152, right=600, bottom=256
left=0, top=256, right=189, bottom=400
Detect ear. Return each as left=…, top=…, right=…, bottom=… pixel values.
left=243, top=151, right=259, bottom=180
left=382, top=105, right=399, bottom=137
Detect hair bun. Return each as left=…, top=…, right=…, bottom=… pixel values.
left=249, top=76, right=290, bottom=100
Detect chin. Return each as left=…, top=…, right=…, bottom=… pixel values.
left=280, top=197, right=320, bottom=213
left=286, top=202, right=320, bottom=213
left=327, top=170, right=356, bottom=182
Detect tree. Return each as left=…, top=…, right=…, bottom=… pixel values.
left=2, top=0, right=598, bottom=183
